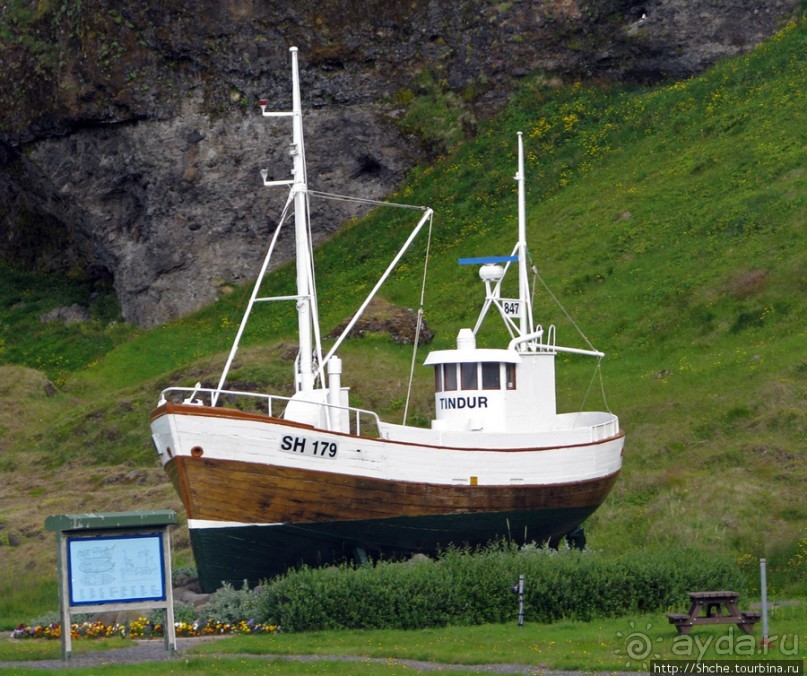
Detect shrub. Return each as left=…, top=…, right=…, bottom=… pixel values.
left=204, top=580, right=262, bottom=624
left=251, top=544, right=746, bottom=632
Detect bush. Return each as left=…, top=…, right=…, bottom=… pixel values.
left=205, top=580, right=262, bottom=623
left=250, top=544, right=746, bottom=632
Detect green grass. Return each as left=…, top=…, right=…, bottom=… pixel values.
left=0, top=637, right=138, bottom=662
left=3, top=605, right=804, bottom=673
left=0, top=263, right=132, bottom=386
left=0, top=577, right=57, bottom=633
left=0, top=15, right=805, bottom=637
left=188, top=606, right=807, bottom=669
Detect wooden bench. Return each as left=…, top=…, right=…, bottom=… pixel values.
left=667, top=591, right=760, bottom=635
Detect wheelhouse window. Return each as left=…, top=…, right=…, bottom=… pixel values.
left=505, top=363, right=516, bottom=390
left=461, top=362, right=478, bottom=390
left=443, top=364, right=458, bottom=391
left=434, top=366, right=443, bottom=392
left=435, top=362, right=514, bottom=392
left=481, top=362, right=500, bottom=390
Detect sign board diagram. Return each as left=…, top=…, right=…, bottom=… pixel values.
left=68, top=533, right=165, bottom=605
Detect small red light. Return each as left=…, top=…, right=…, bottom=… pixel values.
left=259, top=99, right=267, bottom=106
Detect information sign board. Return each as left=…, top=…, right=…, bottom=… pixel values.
left=45, top=511, right=178, bottom=663
left=67, top=533, right=166, bottom=605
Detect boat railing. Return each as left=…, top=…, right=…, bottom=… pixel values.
left=590, top=416, right=620, bottom=442
left=158, top=387, right=383, bottom=437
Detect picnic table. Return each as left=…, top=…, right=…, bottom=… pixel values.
left=667, top=591, right=761, bottom=635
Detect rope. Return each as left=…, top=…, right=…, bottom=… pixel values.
left=403, top=211, right=434, bottom=425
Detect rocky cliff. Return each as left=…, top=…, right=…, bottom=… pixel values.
left=0, top=0, right=798, bottom=326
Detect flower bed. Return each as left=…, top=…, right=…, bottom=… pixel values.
left=11, top=617, right=278, bottom=640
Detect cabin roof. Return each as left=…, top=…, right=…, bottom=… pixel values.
left=423, top=348, right=521, bottom=366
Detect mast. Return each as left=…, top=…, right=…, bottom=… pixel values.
left=211, top=47, right=315, bottom=406
left=210, top=48, right=436, bottom=409
left=289, top=47, right=316, bottom=393
left=515, top=131, right=534, bottom=339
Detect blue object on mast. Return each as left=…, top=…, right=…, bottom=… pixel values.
left=458, top=256, right=518, bottom=265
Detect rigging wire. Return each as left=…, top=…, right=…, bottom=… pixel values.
left=526, top=249, right=612, bottom=414
left=579, top=357, right=601, bottom=412
left=598, top=360, right=612, bottom=413
left=574, top=358, right=613, bottom=422
left=211, top=205, right=289, bottom=382
left=528, top=248, right=597, bottom=352
left=308, top=189, right=429, bottom=212
left=213, top=192, right=295, bottom=404
left=303, top=188, right=326, bottom=390
left=403, top=211, right=434, bottom=425
left=530, top=260, right=599, bottom=354
left=304, top=188, right=431, bottom=390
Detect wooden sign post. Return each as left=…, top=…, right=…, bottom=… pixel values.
left=45, top=510, right=178, bottom=663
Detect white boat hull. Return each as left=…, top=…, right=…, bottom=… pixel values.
left=151, top=402, right=623, bottom=590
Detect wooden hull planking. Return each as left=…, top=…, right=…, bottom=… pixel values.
left=165, top=455, right=619, bottom=525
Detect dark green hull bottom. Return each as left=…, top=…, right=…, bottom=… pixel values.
left=190, top=506, right=593, bottom=592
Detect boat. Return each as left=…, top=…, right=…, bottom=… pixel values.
left=149, top=47, right=624, bottom=593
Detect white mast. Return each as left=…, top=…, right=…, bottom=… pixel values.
left=210, top=48, right=436, bottom=409
left=515, top=131, right=534, bottom=340
left=289, top=47, right=316, bottom=393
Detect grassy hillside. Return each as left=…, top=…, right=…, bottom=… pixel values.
left=0, top=18, right=805, bottom=626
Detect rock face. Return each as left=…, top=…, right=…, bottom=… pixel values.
left=0, top=0, right=798, bottom=326
left=16, top=107, right=412, bottom=326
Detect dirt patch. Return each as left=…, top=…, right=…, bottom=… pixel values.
left=328, top=297, right=434, bottom=345
left=726, top=268, right=767, bottom=299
